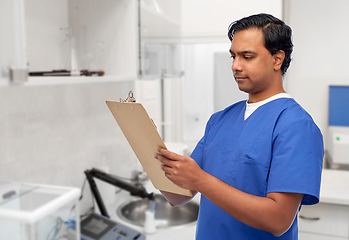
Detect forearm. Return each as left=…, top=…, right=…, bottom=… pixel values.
left=196, top=172, right=302, bottom=236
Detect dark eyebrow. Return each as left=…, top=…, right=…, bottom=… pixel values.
left=229, top=49, right=257, bottom=55
left=239, top=50, right=257, bottom=55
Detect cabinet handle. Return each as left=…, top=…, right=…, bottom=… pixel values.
left=299, top=215, right=320, bottom=221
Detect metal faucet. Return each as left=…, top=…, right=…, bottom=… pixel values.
left=84, top=168, right=154, bottom=218
left=131, top=170, right=149, bottom=187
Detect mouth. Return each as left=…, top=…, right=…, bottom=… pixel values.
left=234, top=75, right=248, bottom=82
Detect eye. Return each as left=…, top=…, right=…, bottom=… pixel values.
left=244, top=55, right=254, bottom=60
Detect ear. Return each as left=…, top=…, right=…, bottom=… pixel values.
left=273, top=50, right=285, bottom=72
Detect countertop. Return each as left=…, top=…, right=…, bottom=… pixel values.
left=320, top=169, right=349, bottom=205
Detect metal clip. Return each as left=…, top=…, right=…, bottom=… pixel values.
left=120, top=91, right=136, bottom=102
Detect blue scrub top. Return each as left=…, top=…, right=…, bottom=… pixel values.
left=191, top=98, right=324, bottom=240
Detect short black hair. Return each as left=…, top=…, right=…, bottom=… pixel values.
left=228, top=13, right=293, bottom=75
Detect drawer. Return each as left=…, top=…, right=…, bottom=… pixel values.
left=299, top=232, right=347, bottom=240
left=299, top=203, right=349, bottom=238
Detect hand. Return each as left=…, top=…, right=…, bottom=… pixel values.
left=155, top=147, right=204, bottom=191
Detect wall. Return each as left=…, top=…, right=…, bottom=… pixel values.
left=283, top=0, right=349, bottom=143
left=180, top=0, right=282, bottom=42
left=0, top=81, right=140, bottom=182
left=0, top=81, right=142, bottom=209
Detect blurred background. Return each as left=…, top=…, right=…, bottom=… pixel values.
left=1, top=0, right=348, bottom=223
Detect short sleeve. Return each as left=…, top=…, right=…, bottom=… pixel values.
left=267, top=119, right=324, bottom=205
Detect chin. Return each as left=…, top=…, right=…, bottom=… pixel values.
left=237, top=86, right=251, bottom=94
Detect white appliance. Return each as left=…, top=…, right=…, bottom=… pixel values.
left=0, top=182, right=80, bottom=240
left=327, top=126, right=349, bottom=164
left=326, top=85, right=349, bottom=165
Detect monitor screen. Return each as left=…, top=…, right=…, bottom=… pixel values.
left=329, top=86, right=349, bottom=127
left=81, top=213, right=116, bottom=239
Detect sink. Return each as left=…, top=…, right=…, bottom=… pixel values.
left=116, top=194, right=199, bottom=228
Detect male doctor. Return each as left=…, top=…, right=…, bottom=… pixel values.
left=155, top=13, right=323, bottom=240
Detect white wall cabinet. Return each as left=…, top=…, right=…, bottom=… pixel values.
left=0, top=0, right=182, bottom=142
left=0, top=0, right=186, bottom=85
left=0, top=0, right=139, bottom=86
left=299, top=203, right=349, bottom=240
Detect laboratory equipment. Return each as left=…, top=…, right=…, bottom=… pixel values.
left=143, top=210, right=156, bottom=234
left=80, top=213, right=145, bottom=240
left=84, top=168, right=154, bottom=218
left=82, top=168, right=150, bottom=239
left=0, top=182, right=80, bottom=240
left=327, top=85, right=349, bottom=165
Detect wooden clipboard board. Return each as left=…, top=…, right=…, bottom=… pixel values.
left=106, top=100, right=192, bottom=197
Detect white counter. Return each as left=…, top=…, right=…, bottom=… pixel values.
left=320, top=169, right=349, bottom=205
left=298, top=169, right=349, bottom=239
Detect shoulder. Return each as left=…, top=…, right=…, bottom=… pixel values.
left=204, top=100, right=246, bottom=133
left=275, top=98, right=317, bottom=129
left=210, top=100, right=246, bottom=122
left=272, top=98, right=323, bottom=145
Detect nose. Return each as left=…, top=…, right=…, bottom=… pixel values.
left=231, top=57, right=242, bottom=73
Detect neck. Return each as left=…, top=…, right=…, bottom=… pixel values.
left=248, top=89, right=286, bottom=103
left=248, top=75, right=285, bottom=103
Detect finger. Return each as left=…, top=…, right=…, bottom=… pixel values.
left=164, top=171, right=172, bottom=179
left=155, top=152, right=179, bottom=171
left=161, top=165, right=174, bottom=180
left=157, top=147, right=181, bottom=161
left=158, top=157, right=178, bottom=171
left=154, top=151, right=173, bottom=164
left=161, top=162, right=174, bottom=173
left=154, top=153, right=170, bottom=164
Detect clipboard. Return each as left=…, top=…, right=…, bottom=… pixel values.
left=106, top=99, right=192, bottom=197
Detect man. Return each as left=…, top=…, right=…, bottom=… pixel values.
left=155, top=13, right=323, bottom=239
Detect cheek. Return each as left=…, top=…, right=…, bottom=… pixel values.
left=244, top=64, right=261, bottom=80
left=250, top=59, right=272, bottom=77
left=244, top=63, right=271, bottom=86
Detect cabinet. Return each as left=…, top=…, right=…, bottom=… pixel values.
left=0, top=0, right=182, bottom=142
left=0, top=0, right=184, bottom=86
left=0, top=0, right=139, bottom=86
left=299, top=203, right=349, bottom=240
